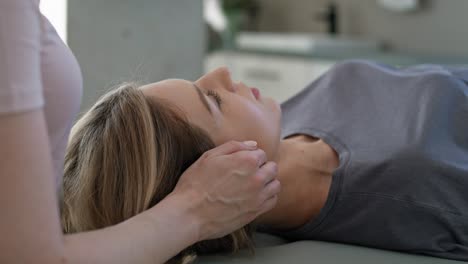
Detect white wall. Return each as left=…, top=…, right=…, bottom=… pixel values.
left=40, top=0, right=68, bottom=42
left=256, top=0, right=468, bottom=56
left=338, top=0, right=468, bottom=56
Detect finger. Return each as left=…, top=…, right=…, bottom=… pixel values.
left=257, top=195, right=278, bottom=217
left=257, top=161, right=278, bottom=185
left=204, top=140, right=257, bottom=158
left=262, top=179, right=281, bottom=201
left=231, top=148, right=267, bottom=169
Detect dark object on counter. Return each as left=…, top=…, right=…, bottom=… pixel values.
left=315, top=2, right=339, bottom=35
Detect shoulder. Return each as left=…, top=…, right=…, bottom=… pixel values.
left=316, top=60, right=395, bottom=85
left=0, top=0, right=38, bottom=10
left=326, top=60, right=465, bottom=85
left=329, top=59, right=390, bottom=73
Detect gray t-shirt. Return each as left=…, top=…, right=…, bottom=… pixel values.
left=266, top=60, right=468, bottom=261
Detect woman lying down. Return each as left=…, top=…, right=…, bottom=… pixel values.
left=61, top=60, right=468, bottom=263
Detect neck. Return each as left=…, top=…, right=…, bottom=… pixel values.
left=255, top=136, right=337, bottom=230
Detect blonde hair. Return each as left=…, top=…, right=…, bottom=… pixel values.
left=61, top=83, right=253, bottom=264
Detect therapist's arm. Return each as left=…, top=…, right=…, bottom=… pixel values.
left=0, top=110, right=279, bottom=264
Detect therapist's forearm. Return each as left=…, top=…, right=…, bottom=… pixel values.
left=0, top=107, right=201, bottom=264
left=64, top=192, right=200, bottom=264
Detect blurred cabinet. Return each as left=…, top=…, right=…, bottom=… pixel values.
left=205, top=51, right=336, bottom=102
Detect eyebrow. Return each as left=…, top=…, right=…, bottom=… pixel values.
left=192, top=83, right=213, bottom=115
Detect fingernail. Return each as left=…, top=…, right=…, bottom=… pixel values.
left=243, top=141, right=258, bottom=147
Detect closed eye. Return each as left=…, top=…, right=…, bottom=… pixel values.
left=207, top=89, right=223, bottom=109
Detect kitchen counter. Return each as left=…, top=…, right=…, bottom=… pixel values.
left=213, top=48, right=468, bottom=66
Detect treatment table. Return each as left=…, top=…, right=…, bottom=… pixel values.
left=197, top=232, right=465, bottom=264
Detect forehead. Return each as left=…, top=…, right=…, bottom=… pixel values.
left=141, top=79, right=191, bottom=97
left=140, top=79, right=215, bottom=129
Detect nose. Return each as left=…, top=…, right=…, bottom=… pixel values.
left=196, top=67, right=236, bottom=92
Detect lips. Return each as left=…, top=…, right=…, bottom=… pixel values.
left=251, top=88, right=261, bottom=100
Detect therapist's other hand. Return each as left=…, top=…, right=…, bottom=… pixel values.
left=171, top=140, right=280, bottom=241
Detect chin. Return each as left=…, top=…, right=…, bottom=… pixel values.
left=271, top=100, right=282, bottom=127
left=265, top=97, right=281, bottom=114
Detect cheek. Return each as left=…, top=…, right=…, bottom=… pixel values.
left=234, top=102, right=281, bottom=159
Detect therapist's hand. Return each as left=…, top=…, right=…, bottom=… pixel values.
left=171, top=140, right=280, bottom=241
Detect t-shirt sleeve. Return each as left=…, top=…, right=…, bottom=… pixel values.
left=0, top=0, right=44, bottom=114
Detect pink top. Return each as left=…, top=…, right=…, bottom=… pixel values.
left=0, top=0, right=83, bottom=187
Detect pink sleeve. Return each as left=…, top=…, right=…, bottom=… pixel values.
left=0, top=0, right=44, bottom=114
